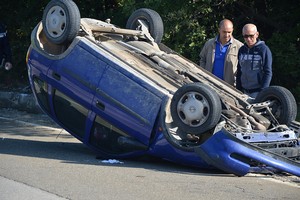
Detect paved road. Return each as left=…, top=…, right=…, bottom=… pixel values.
left=0, top=111, right=299, bottom=200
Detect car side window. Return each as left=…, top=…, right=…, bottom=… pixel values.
left=53, top=89, right=88, bottom=139
left=89, top=115, right=147, bottom=154
left=33, top=76, right=51, bottom=113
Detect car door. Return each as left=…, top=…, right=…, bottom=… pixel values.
left=27, top=47, right=54, bottom=114
left=47, top=41, right=106, bottom=141
left=89, top=46, right=164, bottom=147
left=93, top=65, right=163, bottom=144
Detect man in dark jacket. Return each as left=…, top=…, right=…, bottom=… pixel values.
left=0, top=22, right=13, bottom=71
left=236, top=23, right=272, bottom=98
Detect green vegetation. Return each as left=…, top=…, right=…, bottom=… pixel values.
left=1, top=0, right=300, bottom=106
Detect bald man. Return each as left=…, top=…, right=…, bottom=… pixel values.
left=236, top=23, right=272, bottom=98
left=199, top=19, right=243, bottom=86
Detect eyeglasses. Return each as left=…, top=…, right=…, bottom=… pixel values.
left=243, top=33, right=256, bottom=39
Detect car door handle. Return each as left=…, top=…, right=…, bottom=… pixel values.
left=96, top=100, right=105, bottom=111
left=52, top=72, right=61, bottom=80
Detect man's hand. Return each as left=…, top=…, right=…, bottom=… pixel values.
left=4, top=62, right=12, bottom=71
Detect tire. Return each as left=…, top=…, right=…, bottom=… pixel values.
left=126, top=8, right=164, bottom=43
left=170, top=83, right=222, bottom=135
left=42, top=0, right=80, bottom=45
left=255, top=86, right=297, bottom=125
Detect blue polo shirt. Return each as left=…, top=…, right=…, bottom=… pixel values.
left=212, top=38, right=231, bottom=80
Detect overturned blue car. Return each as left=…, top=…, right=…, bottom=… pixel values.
left=26, top=0, right=300, bottom=176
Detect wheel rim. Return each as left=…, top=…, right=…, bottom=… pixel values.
left=176, top=92, right=210, bottom=127
left=45, top=6, right=67, bottom=38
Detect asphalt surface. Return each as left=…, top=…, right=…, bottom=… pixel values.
left=1, top=91, right=300, bottom=199
left=0, top=108, right=300, bottom=200
left=0, top=176, right=67, bottom=200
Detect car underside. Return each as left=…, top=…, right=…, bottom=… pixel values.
left=71, top=18, right=300, bottom=160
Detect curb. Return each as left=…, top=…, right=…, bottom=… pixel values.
left=0, top=91, right=43, bottom=114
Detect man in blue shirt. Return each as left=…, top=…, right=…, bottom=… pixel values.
left=236, top=24, right=272, bottom=98
left=199, top=19, right=243, bottom=86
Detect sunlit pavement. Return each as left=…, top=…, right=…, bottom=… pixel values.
left=0, top=113, right=300, bottom=200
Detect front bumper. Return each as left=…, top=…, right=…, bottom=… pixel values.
left=196, top=129, right=300, bottom=177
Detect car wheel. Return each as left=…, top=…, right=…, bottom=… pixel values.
left=170, top=83, right=222, bottom=135
left=255, top=86, right=297, bottom=125
left=126, top=8, right=164, bottom=43
left=42, top=0, right=80, bottom=45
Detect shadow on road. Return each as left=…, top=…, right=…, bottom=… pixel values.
left=0, top=137, right=227, bottom=177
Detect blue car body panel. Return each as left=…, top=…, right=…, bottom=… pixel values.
left=195, top=129, right=300, bottom=176
left=27, top=20, right=300, bottom=177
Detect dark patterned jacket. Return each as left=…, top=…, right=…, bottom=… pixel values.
left=0, top=22, right=12, bottom=66
left=236, top=40, right=272, bottom=92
